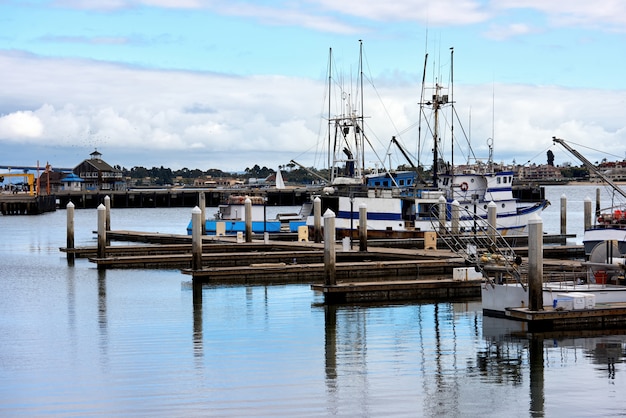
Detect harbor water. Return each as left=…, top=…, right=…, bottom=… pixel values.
left=1, top=184, right=626, bottom=417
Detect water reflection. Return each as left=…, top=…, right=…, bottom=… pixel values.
left=321, top=300, right=483, bottom=417
left=98, top=268, right=108, bottom=370
left=192, top=280, right=203, bottom=361
left=482, top=316, right=626, bottom=417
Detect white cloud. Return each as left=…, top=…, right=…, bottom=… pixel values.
left=0, top=50, right=624, bottom=171
left=0, top=111, right=44, bottom=138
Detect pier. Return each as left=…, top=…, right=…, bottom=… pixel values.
left=54, top=187, right=315, bottom=209
left=0, top=194, right=56, bottom=215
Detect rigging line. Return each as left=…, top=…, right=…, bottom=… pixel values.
left=523, top=145, right=553, bottom=166
left=559, top=140, right=624, bottom=161
left=451, top=106, right=475, bottom=162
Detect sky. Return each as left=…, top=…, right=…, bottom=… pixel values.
left=1, top=0, right=625, bottom=174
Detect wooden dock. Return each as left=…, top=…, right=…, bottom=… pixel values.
left=311, top=278, right=482, bottom=303
left=59, top=229, right=590, bottom=304
left=505, top=303, right=626, bottom=332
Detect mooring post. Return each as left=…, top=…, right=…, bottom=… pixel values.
left=244, top=196, right=252, bottom=242
left=66, top=201, right=75, bottom=264
left=314, top=196, right=322, bottom=243
left=97, top=203, right=106, bottom=260
left=104, top=195, right=111, bottom=246
left=560, top=194, right=567, bottom=235
left=528, top=214, right=543, bottom=311
left=595, top=188, right=601, bottom=217
left=438, top=195, right=447, bottom=233
left=359, top=203, right=367, bottom=252
left=451, top=199, right=460, bottom=235
left=191, top=206, right=203, bottom=271
left=487, top=201, right=497, bottom=243
left=584, top=197, right=592, bottom=231
left=104, top=195, right=111, bottom=231
left=323, top=209, right=336, bottom=286
left=199, top=191, right=206, bottom=235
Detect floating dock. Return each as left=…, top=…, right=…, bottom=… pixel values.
left=311, top=278, right=482, bottom=303
left=505, top=303, right=626, bottom=332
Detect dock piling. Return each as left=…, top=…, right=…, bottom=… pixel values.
left=584, top=197, right=592, bottom=231
left=560, top=194, right=567, bottom=235
left=245, top=197, right=252, bottom=243
left=528, top=214, right=543, bottom=311
left=104, top=195, right=111, bottom=246
left=438, top=195, right=446, bottom=233
left=66, top=201, right=75, bottom=264
left=487, top=201, right=496, bottom=243
left=359, top=203, right=367, bottom=252
left=199, top=191, right=206, bottom=235
left=191, top=206, right=203, bottom=270
left=323, top=209, right=336, bottom=286
left=314, top=197, right=321, bottom=243
left=451, top=200, right=459, bottom=234
left=97, top=204, right=106, bottom=260
left=104, top=196, right=111, bottom=231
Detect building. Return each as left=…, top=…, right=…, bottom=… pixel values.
left=590, top=160, right=626, bottom=182
left=517, top=164, right=563, bottom=182
left=72, top=150, right=125, bottom=191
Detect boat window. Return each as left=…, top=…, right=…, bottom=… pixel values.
left=399, top=179, right=405, bottom=186
left=497, top=177, right=501, bottom=184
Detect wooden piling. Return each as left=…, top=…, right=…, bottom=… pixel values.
left=451, top=200, right=459, bottom=235
left=584, top=197, right=592, bottom=231
left=438, top=195, right=446, bottom=233
left=104, top=195, right=111, bottom=231
left=324, top=209, right=336, bottom=286
left=104, top=195, right=111, bottom=246
left=245, top=196, right=252, bottom=243
left=560, top=194, right=567, bottom=235
left=199, top=191, right=206, bottom=235
left=314, top=197, right=321, bottom=243
left=97, top=204, right=106, bottom=260
left=359, top=203, right=367, bottom=252
left=191, top=206, right=202, bottom=270
left=66, top=201, right=75, bottom=264
left=528, top=214, right=543, bottom=311
left=487, top=201, right=496, bottom=243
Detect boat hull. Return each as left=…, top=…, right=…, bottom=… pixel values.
left=482, top=282, right=626, bottom=316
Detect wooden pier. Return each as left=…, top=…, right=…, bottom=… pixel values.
left=54, top=186, right=316, bottom=209
left=0, top=194, right=56, bottom=215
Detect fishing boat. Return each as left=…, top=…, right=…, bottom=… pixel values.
left=294, top=44, right=548, bottom=239
left=185, top=194, right=311, bottom=235
left=553, top=137, right=626, bottom=257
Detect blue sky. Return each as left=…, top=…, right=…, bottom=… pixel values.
left=0, top=0, right=625, bottom=172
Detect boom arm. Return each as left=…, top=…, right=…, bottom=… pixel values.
left=552, top=136, right=626, bottom=200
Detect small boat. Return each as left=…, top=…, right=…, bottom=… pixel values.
left=186, top=194, right=311, bottom=236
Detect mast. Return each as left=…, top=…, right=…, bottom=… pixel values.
left=359, top=39, right=365, bottom=176
left=328, top=48, right=332, bottom=176
left=450, top=47, right=454, bottom=171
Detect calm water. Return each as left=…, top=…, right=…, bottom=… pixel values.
left=1, top=185, right=626, bottom=417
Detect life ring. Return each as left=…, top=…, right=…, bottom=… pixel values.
left=460, top=182, right=469, bottom=192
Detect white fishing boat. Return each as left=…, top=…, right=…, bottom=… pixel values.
left=294, top=45, right=548, bottom=239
